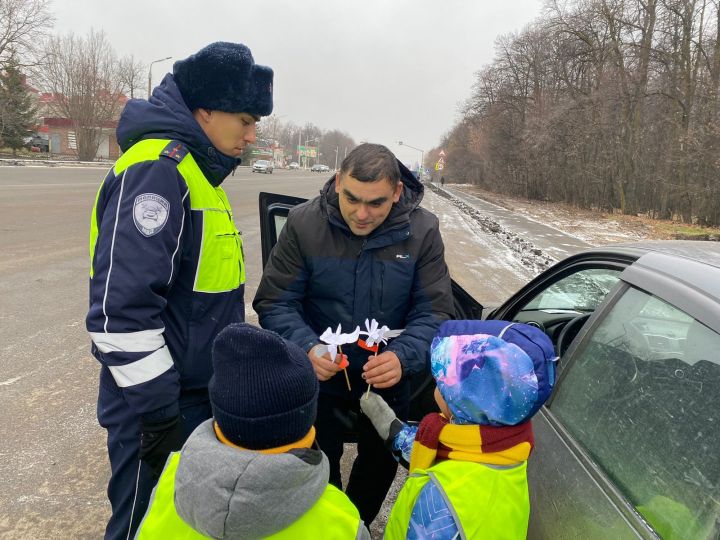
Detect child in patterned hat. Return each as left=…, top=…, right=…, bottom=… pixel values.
left=361, top=320, right=557, bottom=540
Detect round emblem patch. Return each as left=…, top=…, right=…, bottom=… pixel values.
left=133, top=193, right=170, bottom=237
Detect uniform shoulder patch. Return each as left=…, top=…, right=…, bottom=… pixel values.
left=159, top=141, right=188, bottom=163
left=133, top=193, right=170, bottom=237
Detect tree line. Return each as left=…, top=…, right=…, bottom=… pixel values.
left=0, top=0, right=356, bottom=163
left=433, top=0, right=720, bottom=227
left=0, top=0, right=147, bottom=159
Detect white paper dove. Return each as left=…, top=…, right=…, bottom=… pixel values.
left=360, top=318, right=404, bottom=348
left=318, top=324, right=361, bottom=361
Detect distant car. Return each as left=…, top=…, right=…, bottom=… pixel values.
left=311, top=164, right=330, bottom=172
left=252, top=160, right=273, bottom=174
left=288, top=162, right=300, bottom=170
left=257, top=197, right=720, bottom=540
left=320, top=165, right=330, bottom=172
left=25, top=134, right=49, bottom=153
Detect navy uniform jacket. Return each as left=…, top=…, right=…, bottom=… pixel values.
left=87, top=74, right=244, bottom=422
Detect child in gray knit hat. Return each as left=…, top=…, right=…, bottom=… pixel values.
left=135, top=323, right=370, bottom=539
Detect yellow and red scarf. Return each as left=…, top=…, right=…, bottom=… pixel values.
left=408, top=413, right=534, bottom=473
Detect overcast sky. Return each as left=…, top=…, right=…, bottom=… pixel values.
left=51, top=0, right=544, bottom=166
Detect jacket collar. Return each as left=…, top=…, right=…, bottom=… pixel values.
left=116, top=74, right=239, bottom=187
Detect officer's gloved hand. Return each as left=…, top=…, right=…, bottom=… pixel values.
left=360, top=392, right=398, bottom=442
left=139, top=415, right=183, bottom=478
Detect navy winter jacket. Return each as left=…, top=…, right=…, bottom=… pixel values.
left=253, top=166, right=454, bottom=399
left=87, top=74, right=244, bottom=422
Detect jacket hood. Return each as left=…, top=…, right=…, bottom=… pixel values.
left=321, top=159, right=424, bottom=236
left=116, top=73, right=239, bottom=186
left=173, top=420, right=330, bottom=539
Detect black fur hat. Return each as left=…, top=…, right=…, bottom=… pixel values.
left=173, top=41, right=273, bottom=116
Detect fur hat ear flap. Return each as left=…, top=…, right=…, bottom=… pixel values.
left=249, top=65, right=273, bottom=118
left=173, top=41, right=273, bottom=117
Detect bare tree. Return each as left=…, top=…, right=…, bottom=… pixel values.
left=0, top=0, right=54, bottom=69
left=40, top=29, right=125, bottom=161
left=439, top=0, right=720, bottom=225
left=319, top=129, right=356, bottom=169
left=117, top=54, right=145, bottom=99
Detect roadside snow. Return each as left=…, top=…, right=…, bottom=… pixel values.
left=450, top=184, right=655, bottom=245
left=420, top=185, right=542, bottom=307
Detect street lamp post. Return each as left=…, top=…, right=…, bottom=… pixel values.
left=147, top=56, right=173, bottom=98
left=397, top=141, right=424, bottom=177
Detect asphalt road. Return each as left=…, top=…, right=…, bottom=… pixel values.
left=0, top=166, right=330, bottom=539
left=0, top=165, right=572, bottom=538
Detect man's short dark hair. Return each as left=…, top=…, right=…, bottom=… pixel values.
left=340, top=143, right=401, bottom=187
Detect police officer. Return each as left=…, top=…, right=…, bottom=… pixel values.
left=86, top=42, right=273, bottom=540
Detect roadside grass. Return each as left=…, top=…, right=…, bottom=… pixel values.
left=652, top=220, right=720, bottom=240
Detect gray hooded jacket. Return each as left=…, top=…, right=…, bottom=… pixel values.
left=151, top=420, right=370, bottom=539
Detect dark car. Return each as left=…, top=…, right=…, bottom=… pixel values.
left=25, top=134, right=49, bottom=153
left=259, top=192, right=720, bottom=540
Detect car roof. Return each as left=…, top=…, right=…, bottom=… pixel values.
left=589, top=241, right=720, bottom=331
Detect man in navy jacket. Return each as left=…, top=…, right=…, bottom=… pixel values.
left=87, top=42, right=273, bottom=540
left=253, top=143, right=454, bottom=525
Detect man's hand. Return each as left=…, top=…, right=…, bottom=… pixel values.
left=363, top=350, right=402, bottom=389
left=139, top=415, right=183, bottom=479
left=308, top=344, right=342, bottom=381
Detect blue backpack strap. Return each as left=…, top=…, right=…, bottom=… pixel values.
left=159, top=140, right=189, bottom=163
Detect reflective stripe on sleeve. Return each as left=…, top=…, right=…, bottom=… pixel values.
left=107, top=346, right=174, bottom=388
left=89, top=328, right=166, bottom=353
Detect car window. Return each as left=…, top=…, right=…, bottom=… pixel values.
left=550, top=286, right=720, bottom=539
left=274, top=214, right=287, bottom=236
left=522, top=268, right=622, bottom=312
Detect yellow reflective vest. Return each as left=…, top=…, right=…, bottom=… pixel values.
left=90, top=138, right=245, bottom=290
left=88, top=139, right=246, bottom=407
left=385, top=460, right=530, bottom=540
left=136, top=452, right=364, bottom=539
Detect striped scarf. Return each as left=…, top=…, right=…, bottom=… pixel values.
left=408, top=413, right=534, bottom=473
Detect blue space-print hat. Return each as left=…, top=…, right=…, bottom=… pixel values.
left=431, top=320, right=558, bottom=426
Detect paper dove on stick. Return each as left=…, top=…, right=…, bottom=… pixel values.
left=318, top=324, right=361, bottom=362
left=360, top=318, right=404, bottom=348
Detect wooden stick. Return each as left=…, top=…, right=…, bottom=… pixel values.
left=364, top=346, right=379, bottom=399
left=338, top=345, right=351, bottom=392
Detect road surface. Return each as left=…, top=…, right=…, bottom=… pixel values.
left=0, top=165, right=581, bottom=538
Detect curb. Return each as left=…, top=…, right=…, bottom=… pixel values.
left=0, top=158, right=112, bottom=168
